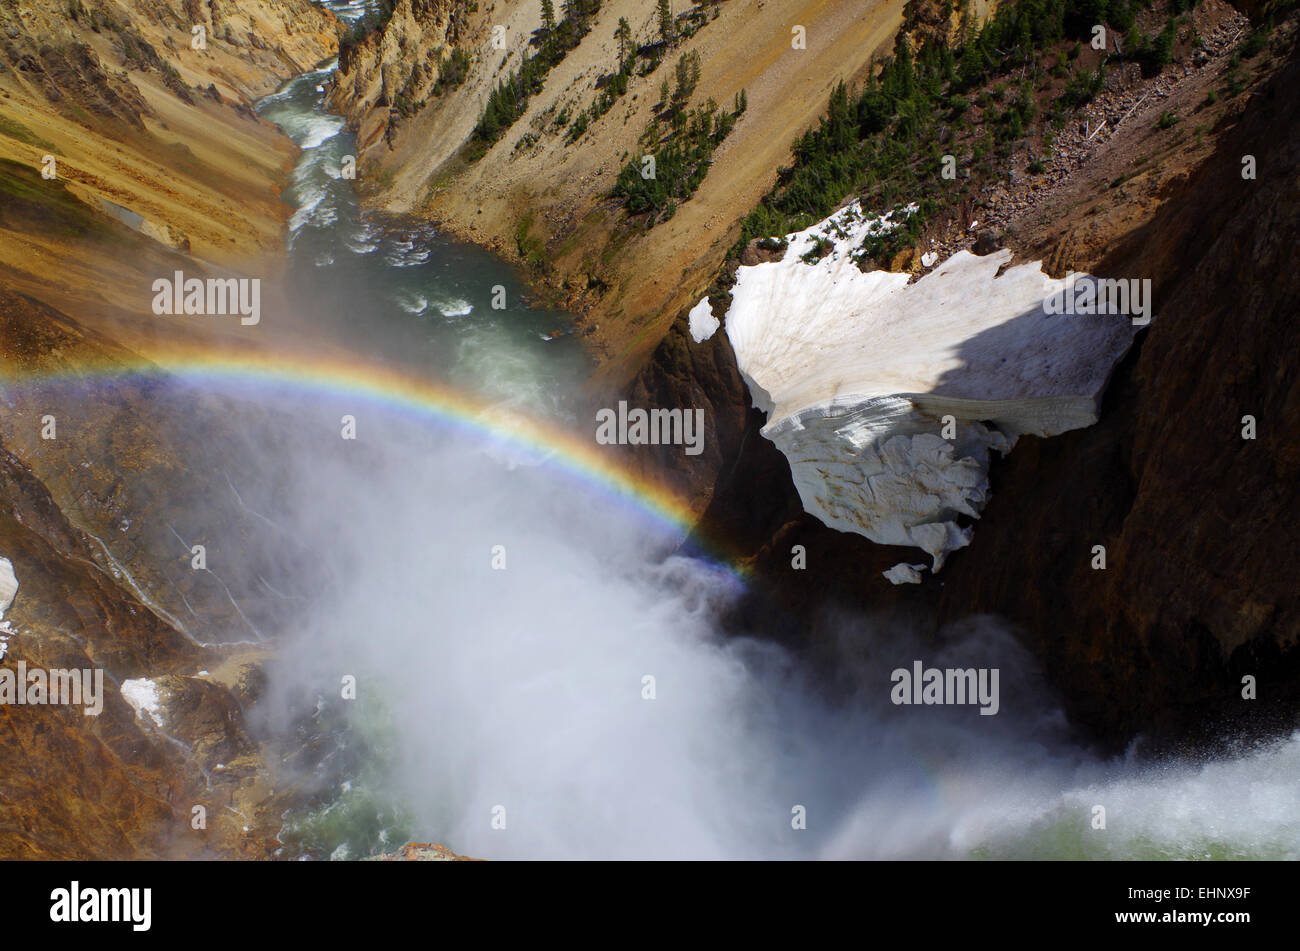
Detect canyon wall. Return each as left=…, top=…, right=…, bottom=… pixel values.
left=674, top=15, right=1300, bottom=749
left=0, top=0, right=338, bottom=858
left=934, top=36, right=1300, bottom=745
left=330, top=0, right=910, bottom=383
left=330, top=0, right=466, bottom=153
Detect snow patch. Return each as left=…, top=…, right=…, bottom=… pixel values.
left=0, top=557, right=16, bottom=620
left=2, top=557, right=20, bottom=659
left=688, top=296, right=719, bottom=343
left=724, top=203, right=1144, bottom=570
left=883, top=563, right=928, bottom=585
left=121, top=678, right=165, bottom=727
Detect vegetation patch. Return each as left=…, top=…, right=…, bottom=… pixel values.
left=474, top=0, right=603, bottom=147
left=730, top=0, right=1242, bottom=264
left=611, top=51, right=746, bottom=225
left=0, top=116, right=55, bottom=151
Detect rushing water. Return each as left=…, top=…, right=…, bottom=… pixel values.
left=257, top=61, right=587, bottom=419
left=233, top=10, right=1300, bottom=861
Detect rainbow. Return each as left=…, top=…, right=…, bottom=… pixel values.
left=0, top=343, right=751, bottom=582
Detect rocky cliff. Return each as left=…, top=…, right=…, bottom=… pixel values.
left=0, top=0, right=337, bottom=281
left=0, top=0, right=338, bottom=859
left=330, top=0, right=465, bottom=153
left=665, top=7, right=1300, bottom=750
left=0, top=288, right=285, bottom=858
left=935, top=30, right=1300, bottom=746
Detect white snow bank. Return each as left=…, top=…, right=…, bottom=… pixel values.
left=121, top=678, right=165, bottom=726
left=688, top=296, right=719, bottom=343
left=0, top=557, right=16, bottom=618
left=723, top=202, right=1144, bottom=570
left=883, top=563, right=928, bottom=585
left=0, top=557, right=16, bottom=661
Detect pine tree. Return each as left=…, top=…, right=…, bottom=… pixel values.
left=657, top=0, right=674, bottom=46
left=615, top=16, right=633, bottom=70
left=897, top=42, right=915, bottom=100
left=673, top=52, right=692, bottom=103
left=541, top=0, right=556, bottom=34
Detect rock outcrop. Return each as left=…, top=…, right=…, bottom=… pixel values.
left=367, top=841, right=480, bottom=861
left=330, top=0, right=465, bottom=153
left=639, top=14, right=1300, bottom=749
left=935, top=31, right=1300, bottom=745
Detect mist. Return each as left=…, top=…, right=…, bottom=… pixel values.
left=184, top=384, right=1298, bottom=862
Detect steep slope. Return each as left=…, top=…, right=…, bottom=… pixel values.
left=0, top=366, right=268, bottom=858
left=331, top=0, right=911, bottom=380
left=0, top=0, right=343, bottom=650
left=0, top=0, right=337, bottom=289
left=935, top=29, right=1300, bottom=745
left=655, top=3, right=1300, bottom=748
left=0, top=0, right=340, bottom=858
left=0, top=282, right=337, bottom=859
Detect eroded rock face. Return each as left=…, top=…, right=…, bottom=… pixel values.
left=722, top=203, right=1143, bottom=571
left=0, top=437, right=194, bottom=859
left=330, top=0, right=464, bottom=150
left=0, top=426, right=288, bottom=858
left=936, top=37, right=1300, bottom=746
left=0, top=289, right=292, bottom=859
left=0, top=0, right=338, bottom=107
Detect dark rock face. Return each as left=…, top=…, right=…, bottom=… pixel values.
left=633, top=35, right=1300, bottom=750
left=937, top=40, right=1300, bottom=748
left=620, top=297, right=943, bottom=656
left=0, top=438, right=193, bottom=859
left=621, top=304, right=752, bottom=519
left=0, top=290, right=284, bottom=858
